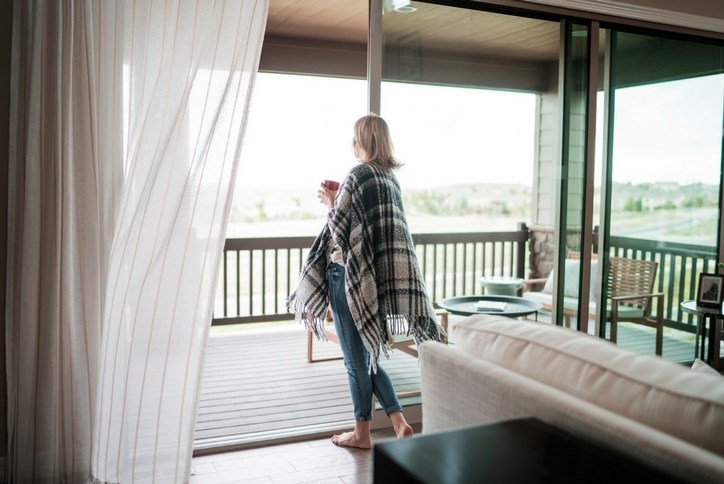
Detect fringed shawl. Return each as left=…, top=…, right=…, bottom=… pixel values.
left=288, top=163, right=443, bottom=371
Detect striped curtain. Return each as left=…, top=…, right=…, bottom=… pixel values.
left=6, top=1, right=269, bottom=482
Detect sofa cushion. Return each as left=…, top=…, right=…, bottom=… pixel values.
left=454, top=314, right=724, bottom=457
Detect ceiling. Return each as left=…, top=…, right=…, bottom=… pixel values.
left=263, top=1, right=722, bottom=91
left=265, top=0, right=561, bottom=63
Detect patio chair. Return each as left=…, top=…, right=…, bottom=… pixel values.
left=306, top=310, right=449, bottom=363
left=607, top=256, right=664, bottom=356
left=523, top=254, right=664, bottom=356
left=306, top=310, right=449, bottom=399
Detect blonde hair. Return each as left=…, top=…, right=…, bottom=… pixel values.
left=353, top=113, right=402, bottom=170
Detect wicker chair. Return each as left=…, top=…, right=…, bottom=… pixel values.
left=607, top=257, right=664, bottom=356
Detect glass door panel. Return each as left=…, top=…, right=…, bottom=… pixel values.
left=380, top=2, right=559, bottom=300
left=601, top=31, right=723, bottom=351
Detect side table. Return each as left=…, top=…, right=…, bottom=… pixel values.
left=680, top=300, right=722, bottom=371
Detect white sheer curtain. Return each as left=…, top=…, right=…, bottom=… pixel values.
left=6, top=1, right=268, bottom=482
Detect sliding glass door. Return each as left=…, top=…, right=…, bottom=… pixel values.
left=377, top=3, right=723, bottom=360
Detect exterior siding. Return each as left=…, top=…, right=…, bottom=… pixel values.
left=535, top=93, right=559, bottom=226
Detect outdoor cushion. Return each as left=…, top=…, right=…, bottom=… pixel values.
left=542, top=258, right=599, bottom=301
left=523, top=292, right=643, bottom=319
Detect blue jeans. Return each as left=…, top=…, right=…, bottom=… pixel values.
left=327, top=263, right=402, bottom=421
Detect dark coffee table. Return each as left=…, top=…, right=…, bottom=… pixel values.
left=438, top=295, right=541, bottom=319
left=373, top=418, right=681, bottom=483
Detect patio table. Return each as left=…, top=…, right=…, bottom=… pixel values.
left=680, top=300, right=722, bottom=371
left=438, top=295, right=541, bottom=319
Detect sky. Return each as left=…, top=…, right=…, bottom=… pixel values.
left=610, top=74, right=723, bottom=185
left=234, top=72, right=724, bottom=193
left=236, top=73, right=536, bottom=191
left=237, top=74, right=366, bottom=191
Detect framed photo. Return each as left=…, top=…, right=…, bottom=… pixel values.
left=696, top=273, right=724, bottom=307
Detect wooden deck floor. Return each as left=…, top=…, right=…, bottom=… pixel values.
left=194, top=317, right=701, bottom=454
left=194, top=324, right=423, bottom=453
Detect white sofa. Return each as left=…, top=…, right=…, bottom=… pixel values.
left=419, top=315, right=724, bottom=483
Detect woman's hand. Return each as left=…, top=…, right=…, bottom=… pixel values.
left=318, top=183, right=337, bottom=210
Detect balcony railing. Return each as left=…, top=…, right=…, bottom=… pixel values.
left=212, top=228, right=719, bottom=339
left=213, top=227, right=529, bottom=326
left=609, top=235, right=719, bottom=333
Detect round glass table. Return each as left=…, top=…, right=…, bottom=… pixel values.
left=439, top=295, right=542, bottom=319
left=680, top=300, right=722, bottom=371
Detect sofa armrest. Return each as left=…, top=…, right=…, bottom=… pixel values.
left=420, top=341, right=534, bottom=432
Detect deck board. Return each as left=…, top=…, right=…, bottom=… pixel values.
left=194, top=319, right=699, bottom=452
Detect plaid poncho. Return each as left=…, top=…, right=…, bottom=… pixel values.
left=287, top=162, right=443, bottom=371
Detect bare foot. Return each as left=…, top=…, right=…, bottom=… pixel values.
left=331, top=430, right=371, bottom=449
left=395, top=422, right=414, bottom=439
left=389, top=411, right=414, bottom=439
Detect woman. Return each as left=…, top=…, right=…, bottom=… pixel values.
left=288, top=113, right=443, bottom=449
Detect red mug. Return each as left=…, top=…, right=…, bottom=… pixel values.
left=323, top=180, right=340, bottom=190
